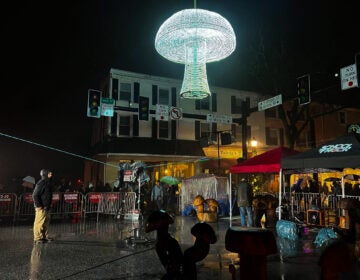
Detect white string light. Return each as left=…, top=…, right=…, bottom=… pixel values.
left=155, top=8, right=236, bottom=99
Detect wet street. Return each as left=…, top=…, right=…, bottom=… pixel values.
left=0, top=214, right=345, bottom=279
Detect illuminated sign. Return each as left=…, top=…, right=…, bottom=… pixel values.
left=318, top=144, right=352, bottom=154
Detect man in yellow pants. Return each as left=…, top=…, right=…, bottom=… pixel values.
left=33, top=169, right=54, bottom=244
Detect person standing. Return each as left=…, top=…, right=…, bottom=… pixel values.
left=236, top=177, right=253, bottom=227
left=151, top=180, right=164, bottom=211
left=33, top=169, right=54, bottom=244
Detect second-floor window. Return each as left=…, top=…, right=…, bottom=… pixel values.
left=120, top=83, right=131, bottom=101
left=265, top=127, right=284, bottom=146
left=159, top=88, right=169, bottom=105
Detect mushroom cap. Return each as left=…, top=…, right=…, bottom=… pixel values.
left=145, top=210, right=174, bottom=233
left=191, top=222, right=217, bottom=244
left=155, top=9, right=236, bottom=64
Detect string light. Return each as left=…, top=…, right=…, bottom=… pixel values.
left=155, top=8, right=236, bottom=99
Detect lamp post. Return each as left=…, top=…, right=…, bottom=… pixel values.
left=250, top=137, right=258, bottom=157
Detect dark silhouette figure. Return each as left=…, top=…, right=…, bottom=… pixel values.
left=183, top=222, right=217, bottom=280
left=145, top=211, right=183, bottom=279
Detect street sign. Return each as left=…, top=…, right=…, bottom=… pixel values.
left=170, top=107, right=183, bottom=120
left=101, top=98, right=115, bottom=117
left=258, top=94, right=282, bottom=111
left=340, top=64, right=358, bottom=90
left=155, top=104, right=169, bottom=121
left=206, top=114, right=232, bottom=124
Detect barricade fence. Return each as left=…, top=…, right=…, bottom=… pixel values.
left=289, top=192, right=360, bottom=222
left=0, top=192, right=137, bottom=222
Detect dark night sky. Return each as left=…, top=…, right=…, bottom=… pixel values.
left=1, top=0, right=360, bottom=187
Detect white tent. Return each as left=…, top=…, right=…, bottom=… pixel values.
left=180, top=173, right=229, bottom=214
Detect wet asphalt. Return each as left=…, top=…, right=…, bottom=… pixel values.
left=0, top=214, right=358, bottom=280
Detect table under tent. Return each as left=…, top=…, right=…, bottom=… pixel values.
left=180, top=173, right=230, bottom=217
left=280, top=132, right=360, bottom=227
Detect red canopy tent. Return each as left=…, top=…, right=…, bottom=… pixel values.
left=230, top=146, right=299, bottom=173
left=228, top=146, right=299, bottom=222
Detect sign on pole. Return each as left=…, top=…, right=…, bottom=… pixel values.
left=155, top=104, right=169, bottom=121
left=258, top=94, right=282, bottom=111
left=170, top=107, right=183, bottom=120
left=206, top=114, right=232, bottom=124
left=101, top=98, right=115, bottom=117
left=340, top=64, right=358, bottom=90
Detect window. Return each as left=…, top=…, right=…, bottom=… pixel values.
left=159, top=88, right=169, bottom=105
left=231, top=96, right=242, bottom=114
left=119, top=115, right=130, bottom=136
left=201, top=123, right=210, bottom=138
left=195, top=96, right=210, bottom=110
left=120, top=83, right=131, bottom=101
left=338, top=111, right=346, bottom=125
left=159, top=120, right=169, bottom=138
left=266, top=127, right=279, bottom=146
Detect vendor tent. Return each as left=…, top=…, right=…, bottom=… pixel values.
left=281, top=133, right=360, bottom=171
left=180, top=173, right=229, bottom=214
left=230, top=146, right=299, bottom=173
left=229, top=146, right=299, bottom=222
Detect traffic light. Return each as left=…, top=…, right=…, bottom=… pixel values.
left=138, top=96, right=149, bottom=121
left=297, top=74, right=311, bottom=105
left=87, top=89, right=102, bottom=118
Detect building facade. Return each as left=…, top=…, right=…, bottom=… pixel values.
left=84, top=68, right=360, bottom=189
left=85, top=69, right=264, bottom=187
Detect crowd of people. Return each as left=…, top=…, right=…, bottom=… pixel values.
left=290, top=176, right=360, bottom=196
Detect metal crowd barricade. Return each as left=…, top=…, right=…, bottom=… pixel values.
left=98, top=192, right=122, bottom=218
left=0, top=193, right=18, bottom=222
left=57, top=192, right=83, bottom=219
left=83, top=192, right=137, bottom=222
left=83, top=192, right=102, bottom=219
left=17, top=193, right=35, bottom=219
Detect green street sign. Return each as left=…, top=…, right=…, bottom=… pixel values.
left=101, top=98, right=115, bottom=105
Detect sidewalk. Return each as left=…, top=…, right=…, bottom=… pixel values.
left=0, top=215, right=352, bottom=279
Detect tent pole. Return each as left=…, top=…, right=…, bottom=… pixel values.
left=341, top=171, right=345, bottom=198
left=229, top=173, right=232, bottom=227
left=278, top=169, right=283, bottom=220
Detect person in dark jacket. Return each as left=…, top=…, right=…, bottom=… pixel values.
left=236, top=177, right=254, bottom=227
left=33, top=169, right=54, bottom=244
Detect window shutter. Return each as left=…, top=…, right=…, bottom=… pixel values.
left=171, top=87, right=177, bottom=107
left=111, top=78, right=119, bottom=100
left=195, top=121, right=200, bottom=140
left=152, top=85, right=158, bottom=105
left=171, top=120, right=177, bottom=139
left=110, top=113, right=117, bottom=135
left=133, top=82, right=140, bottom=103
left=133, top=115, right=139, bottom=136
left=152, top=117, right=157, bottom=138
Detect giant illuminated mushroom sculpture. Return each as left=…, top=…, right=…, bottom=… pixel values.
left=155, top=8, right=236, bottom=99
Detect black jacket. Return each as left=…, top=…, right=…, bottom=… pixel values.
left=33, top=178, right=53, bottom=209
